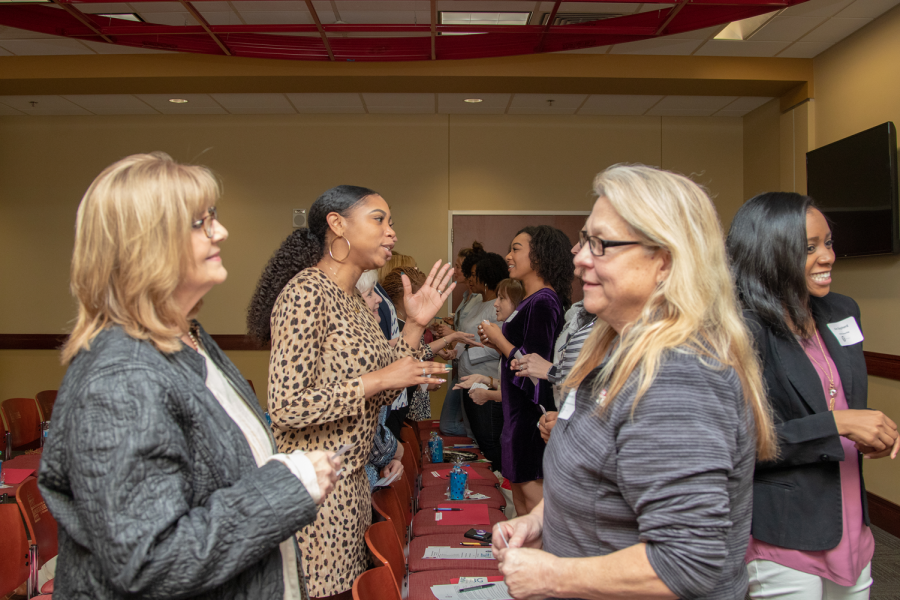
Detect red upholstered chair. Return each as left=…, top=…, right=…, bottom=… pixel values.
left=1, top=398, right=42, bottom=451
left=399, top=440, right=420, bottom=478
left=419, top=464, right=495, bottom=488
left=417, top=483, right=506, bottom=512
left=34, top=391, right=57, bottom=423
left=408, top=532, right=501, bottom=573
left=16, top=478, right=58, bottom=597
left=388, top=468, right=413, bottom=527
left=371, top=487, right=407, bottom=549
left=0, top=504, right=31, bottom=598
left=351, top=565, right=400, bottom=600
left=399, top=423, right=418, bottom=450
left=0, top=409, right=9, bottom=459
left=411, top=506, right=507, bottom=538
left=408, top=570, right=504, bottom=600
left=364, top=521, right=406, bottom=596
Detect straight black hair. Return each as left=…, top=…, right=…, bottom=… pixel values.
left=726, top=191, right=820, bottom=338
left=246, top=185, right=377, bottom=344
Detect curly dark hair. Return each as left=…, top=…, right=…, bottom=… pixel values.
left=516, top=225, right=574, bottom=310
left=460, top=241, right=486, bottom=277
left=246, top=185, right=377, bottom=344
left=474, top=253, right=508, bottom=292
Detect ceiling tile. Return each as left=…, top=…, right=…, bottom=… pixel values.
left=286, top=93, right=366, bottom=113
left=647, top=108, right=724, bottom=116
left=693, top=39, right=790, bottom=56
left=751, top=16, right=827, bottom=41
left=777, top=40, right=836, bottom=57
left=231, top=1, right=308, bottom=10
left=211, top=93, right=296, bottom=114
left=669, top=25, right=727, bottom=40
left=723, top=96, right=774, bottom=111
left=197, top=10, right=244, bottom=26
left=436, top=2, right=537, bottom=12
left=557, top=2, right=641, bottom=13
left=136, top=12, right=199, bottom=26
left=437, top=93, right=510, bottom=114
left=0, top=38, right=95, bottom=56
left=609, top=37, right=703, bottom=55
left=780, top=0, right=856, bottom=18
left=62, top=94, right=159, bottom=114
left=362, top=93, right=435, bottom=110
left=339, top=11, right=419, bottom=24
left=240, top=11, right=313, bottom=24
left=714, top=110, right=752, bottom=117
left=79, top=40, right=174, bottom=54
left=557, top=45, right=611, bottom=54
left=801, top=17, right=871, bottom=41
left=75, top=3, right=134, bottom=14
left=193, top=2, right=234, bottom=11
left=0, top=95, right=92, bottom=115
left=578, top=94, right=664, bottom=115
left=135, top=94, right=228, bottom=114
left=652, top=95, right=738, bottom=111
left=509, top=94, right=587, bottom=110
left=0, top=26, right=48, bottom=40
left=0, top=102, right=25, bottom=115
left=0, top=46, right=12, bottom=56
left=836, top=0, right=900, bottom=18
left=339, top=2, right=431, bottom=10
left=129, top=2, right=186, bottom=13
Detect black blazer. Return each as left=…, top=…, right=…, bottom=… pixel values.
left=745, top=292, right=869, bottom=552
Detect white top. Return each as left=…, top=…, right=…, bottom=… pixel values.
left=197, top=344, right=319, bottom=600
left=458, top=298, right=501, bottom=379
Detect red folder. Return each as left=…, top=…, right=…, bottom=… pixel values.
left=436, top=503, right=490, bottom=525
left=2, top=468, right=35, bottom=485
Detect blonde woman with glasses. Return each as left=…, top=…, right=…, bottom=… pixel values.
left=39, top=153, right=339, bottom=600
left=493, top=164, right=777, bottom=600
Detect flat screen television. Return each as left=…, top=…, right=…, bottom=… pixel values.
left=806, top=122, right=899, bottom=258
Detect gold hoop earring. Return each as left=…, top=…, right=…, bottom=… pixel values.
left=329, top=235, right=351, bottom=263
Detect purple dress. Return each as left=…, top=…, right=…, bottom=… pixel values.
left=499, top=287, right=563, bottom=483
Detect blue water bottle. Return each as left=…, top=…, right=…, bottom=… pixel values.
left=430, top=432, right=444, bottom=464
left=449, top=460, right=467, bottom=500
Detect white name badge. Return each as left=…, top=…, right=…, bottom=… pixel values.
left=505, top=310, right=519, bottom=323
left=827, top=316, right=864, bottom=347
left=558, top=389, right=576, bottom=420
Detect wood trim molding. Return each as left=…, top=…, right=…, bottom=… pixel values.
left=863, top=351, right=900, bottom=381
left=868, top=492, right=900, bottom=539
left=0, top=333, right=267, bottom=351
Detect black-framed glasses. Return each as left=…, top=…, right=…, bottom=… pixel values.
left=579, top=230, right=641, bottom=257
left=191, top=207, right=218, bottom=239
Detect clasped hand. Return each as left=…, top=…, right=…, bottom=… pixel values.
left=510, top=353, right=552, bottom=380
left=493, top=515, right=555, bottom=599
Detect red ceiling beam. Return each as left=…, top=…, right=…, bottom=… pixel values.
left=177, top=0, right=231, bottom=55
left=430, top=0, right=437, bottom=60
left=49, top=0, right=114, bottom=43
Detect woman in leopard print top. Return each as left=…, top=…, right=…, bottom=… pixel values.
left=248, top=185, right=455, bottom=599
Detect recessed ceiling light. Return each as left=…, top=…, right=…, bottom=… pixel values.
left=464, top=98, right=483, bottom=103
left=97, top=13, right=144, bottom=22
left=168, top=98, right=189, bottom=104
left=714, top=10, right=781, bottom=41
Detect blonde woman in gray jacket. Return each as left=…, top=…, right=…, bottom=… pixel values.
left=39, top=153, right=339, bottom=600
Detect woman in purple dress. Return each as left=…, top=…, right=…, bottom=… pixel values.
left=479, top=225, right=574, bottom=515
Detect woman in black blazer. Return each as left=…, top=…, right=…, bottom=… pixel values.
left=727, top=192, right=899, bottom=600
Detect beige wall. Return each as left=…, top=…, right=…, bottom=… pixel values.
left=1, top=111, right=743, bottom=411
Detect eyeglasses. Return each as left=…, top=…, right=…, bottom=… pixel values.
left=579, top=230, right=641, bottom=257
left=191, top=207, right=218, bottom=239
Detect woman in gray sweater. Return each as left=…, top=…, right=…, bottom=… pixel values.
left=39, top=153, right=339, bottom=600
left=493, top=164, right=777, bottom=600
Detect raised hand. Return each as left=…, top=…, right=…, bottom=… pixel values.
left=403, top=260, right=456, bottom=328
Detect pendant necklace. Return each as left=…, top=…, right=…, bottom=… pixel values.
left=804, top=330, right=837, bottom=411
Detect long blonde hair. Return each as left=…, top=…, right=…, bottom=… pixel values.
left=62, top=152, right=219, bottom=364
left=564, top=164, right=777, bottom=460
left=377, top=252, right=417, bottom=283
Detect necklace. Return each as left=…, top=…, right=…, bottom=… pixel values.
left=803, top=330, right=837, bottom=411
left=186, top=327, right=201, bottom=352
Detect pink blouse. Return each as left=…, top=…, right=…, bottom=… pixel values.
left=745, top=330, right=874, bottom=585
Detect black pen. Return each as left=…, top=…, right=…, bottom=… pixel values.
left=433, top=507, right=462, bottom=511
left=459, top=542, right=491, bottom=546
left=460, top=583, right=496, bottom=592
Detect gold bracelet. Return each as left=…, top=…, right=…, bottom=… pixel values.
left=489, top=377, right=494, bottom=389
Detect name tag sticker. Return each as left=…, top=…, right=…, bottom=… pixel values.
left=558, top=389, right=577, bottom=420
left=827, top=317, right=864, bottom=347
left=505, top=310, right=519, bottom=323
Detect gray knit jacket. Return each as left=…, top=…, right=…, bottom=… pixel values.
left=38, top=323, right=318, bottom=600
